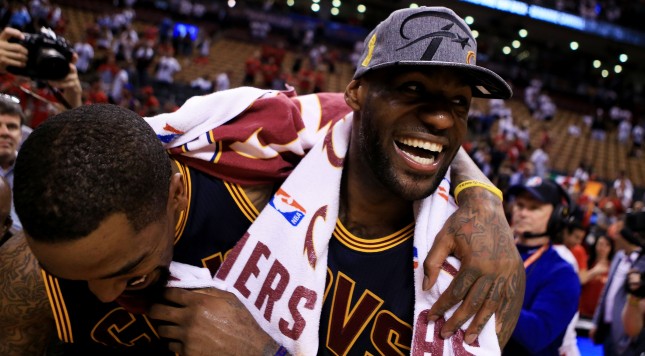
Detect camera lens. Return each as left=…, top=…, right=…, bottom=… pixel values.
left=36, top=48, right=70, bottom=80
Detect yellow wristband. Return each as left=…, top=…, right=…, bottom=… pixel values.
left=453, top=180, right=503, bottom=205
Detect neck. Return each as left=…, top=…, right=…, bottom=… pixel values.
left=0, top=155, right=15, bottom=170
left=517, top=235, right=550, bottom=247
left=340, top=149, right=413, bottom=239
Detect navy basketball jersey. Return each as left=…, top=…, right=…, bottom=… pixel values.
left=319, top=220, right=415, bottom=355
left=41, top=160, right=258, bottom=355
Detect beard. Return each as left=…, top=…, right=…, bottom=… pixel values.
left=114, top=266, right=171, bottom=315
left=357, top=99, right=452, bottom=201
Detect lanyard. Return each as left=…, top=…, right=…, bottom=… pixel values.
left=523, top=244, right=549, bottom=269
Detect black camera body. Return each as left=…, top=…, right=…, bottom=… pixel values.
left=7, top=28, right=74, bottom=81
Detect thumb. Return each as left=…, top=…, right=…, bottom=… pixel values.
left=422, top=228, right=454, bottom=291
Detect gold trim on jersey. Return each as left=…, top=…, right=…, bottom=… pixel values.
left=223, top=181, right=260, bottom=223
left=172, top=159, right=192, bottom=244
left=41, top=269, right=74, bottom=343
left=333, top=220, right=414, bottom=253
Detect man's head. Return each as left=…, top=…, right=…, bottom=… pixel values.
left=0, top=94, right=24, bottom=168
left=14, top=104, right=187, bottom=304
left=508, top=177, right=571, bottom=241
left=562, top=208, right=587, bottom=248
left=619, top=211, right=645, bottom=250
left=344, top=6, right=511, bottom=201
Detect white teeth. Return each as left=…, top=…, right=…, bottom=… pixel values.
left=398, top=138, right=443, bottom=152
left=401, top=150, right=436, bottom=165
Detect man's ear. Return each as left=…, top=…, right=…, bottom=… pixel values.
left=168, top=172, right=188, bottom=214
left=344, top=79, right=364, bottom=111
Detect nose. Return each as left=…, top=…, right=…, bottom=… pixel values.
left=418, top=106, right=455, bottom=132
left=88, top=279, right=127, bottom=303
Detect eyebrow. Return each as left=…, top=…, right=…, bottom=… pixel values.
left=39, top=253, right=149, bottom=280
left=98, top=253, right=149, bottom=280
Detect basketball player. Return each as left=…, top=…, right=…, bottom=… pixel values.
left=1, top=6, right=524, bottom=355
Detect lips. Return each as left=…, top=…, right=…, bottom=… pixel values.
left=394, top=137, right=445, bottom=170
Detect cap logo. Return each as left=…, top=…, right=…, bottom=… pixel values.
left=466, top=50, right=475, bottom=64
left=361, top=33, right=377, bottom=67
left=526, top=176, right=543, bottom=187
left=396, top=10, right=473, bottom=61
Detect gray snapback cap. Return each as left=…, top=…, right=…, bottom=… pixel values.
left=353, top=6, right=512, bottom=100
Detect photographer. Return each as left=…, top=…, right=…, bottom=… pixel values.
left=621, top=211, right=645, bottom=341
left=623, top=268, right=645, bottom=337
left=0, top=26, right=82, bottom=110
left=591, top=211, right=645, bottom=355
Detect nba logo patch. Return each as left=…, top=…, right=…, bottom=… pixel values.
left=413, top=247, right=419, bottom=269
left=269, top=188, right=307, bottom=226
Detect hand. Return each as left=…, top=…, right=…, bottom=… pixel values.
left=0, top=27, right=27, bottom=73
left=423, top=186, right=525, bottom=347
left=46, top=53, right=82, bottom=109
left=590, top=263, right=608, bottom=276
left=149, top=288, right=282, bottom=356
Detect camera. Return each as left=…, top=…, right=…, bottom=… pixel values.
left=7, top=27, right=74, bottom=81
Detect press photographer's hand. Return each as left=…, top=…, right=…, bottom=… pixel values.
left=0, top=27, right=27, bottom=72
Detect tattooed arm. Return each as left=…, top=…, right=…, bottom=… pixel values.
left=423, top=147, right=525, bottom=347
left=0, top=232, right=56, bottom=355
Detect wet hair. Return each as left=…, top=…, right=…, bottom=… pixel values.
left=14, top=104, right=172, bottom=243
left=0, top=94, right=26, bottom=125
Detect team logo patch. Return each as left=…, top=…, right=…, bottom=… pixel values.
left=270, top=188, right=307, bottom=226
left=413, top=246, right=419, bottom=269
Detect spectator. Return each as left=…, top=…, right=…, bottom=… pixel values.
left=580, top=234, right=613, bottom=319
left=612, top=170, right=634, bottom=211
left=591, top=212, right=645, bottom=355
left=503, top=177, right=581, bottom=355
left=530, top=143, right=550, bottom=179
left=0, top=94, right=23, bottom=232
left=74, top=35, right=95, bottom=75
left=242, top=51, right=261, bottom=87
left=215, top=70, right=231, bottom=92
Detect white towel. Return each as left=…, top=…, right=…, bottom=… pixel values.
left=147, top=89, right=500, bottom=355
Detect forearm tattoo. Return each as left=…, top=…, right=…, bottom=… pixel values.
left=0, top=234, right=55, bottom=355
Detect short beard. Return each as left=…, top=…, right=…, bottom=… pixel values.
left=358, top=96, right=448, bottom=201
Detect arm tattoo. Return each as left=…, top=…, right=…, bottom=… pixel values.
left=0, top=233, right=55, bottom=355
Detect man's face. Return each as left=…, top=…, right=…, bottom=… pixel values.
left=564, top=227, right=586, bottom=247
left=27, top=212, right=176, bottom=304
left=349, top=68, right=471, bottom=201
left=0, top=114, right=22, bottom=164
left=511, top=192, right=553, bottom=237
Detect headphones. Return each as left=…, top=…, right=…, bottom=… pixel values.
left=546, top=183, right=574, bottom=236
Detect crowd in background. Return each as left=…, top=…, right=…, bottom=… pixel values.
left=1, top=0, right=645, bottom=350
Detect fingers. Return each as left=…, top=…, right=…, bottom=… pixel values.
left=0, top=28, right=27, bottom=71
left=427, top=265, right=480, bottom=323
left=148, top=301, right=185, bottom=324
left=438, top=273, right=494, bottom=341
left=0, top=27, right=24, bottom=41
left=422, top=228, right=454, bottom=291
left=461, top=277, right=501, bottom=345
left=157, top=323, right=184, bottom=341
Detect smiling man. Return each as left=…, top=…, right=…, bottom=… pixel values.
left=0, top=94, right=23, bottom=233
left=2, top=6, right=523, bottom=356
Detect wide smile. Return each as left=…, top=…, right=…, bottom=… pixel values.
left=393, top=136, right=446, bottom=173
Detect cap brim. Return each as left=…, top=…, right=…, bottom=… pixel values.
left=507, top=185, right=547, bottom=203
left=355, top=61, right=512, bottom=100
